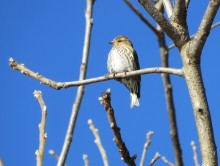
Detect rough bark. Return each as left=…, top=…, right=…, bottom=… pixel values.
left=181, top=43, right=217, bottom=166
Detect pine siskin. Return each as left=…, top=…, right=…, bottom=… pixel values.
left=107, top=35, right=141, bottom=108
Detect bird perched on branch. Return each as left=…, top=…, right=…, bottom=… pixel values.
left=107, top=35, right=141, bottom=108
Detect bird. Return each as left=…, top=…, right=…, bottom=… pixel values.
left=107, top=35, right=141, bottom=108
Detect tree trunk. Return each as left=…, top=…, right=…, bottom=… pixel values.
left=181, top=43, right=218, bottom=166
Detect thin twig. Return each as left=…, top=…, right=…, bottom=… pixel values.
left=57, top=0, right=95, bottom=165
left=161, top=156, right=175, bottom=166
left=48, top=150, right=67, bottom=166
left=210, top=21, right=220, bottom=29
left=0, top=158, right=4, bottom=166
left=99, top=89, right=137, bottom=166
left=88, top=119, right=108, bottom=166
left=140, top=131, right=154, bottom=166
left=9, top=58, right=184, bottom=89
left=156, top=5, right=183, bottom=165
left=34, top=90, right=47, bottom=166
left=149, top=152, right=161, bottom=166
left=124, top=0, right=158, bottom=35
left=191, top=141, right=200, bottom=166
left=83, top=154, right=89, bottom=166
left=168, top=21, right=220, bottom=50
left=162, top=0, right=173, bottom=18
left=49, top=150, right=59, bottom=161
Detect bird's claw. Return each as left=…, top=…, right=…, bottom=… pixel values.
left=104, top=74, right=109, bottom=78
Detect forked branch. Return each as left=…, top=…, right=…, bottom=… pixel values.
left=191, top=0, right=220, bottom=56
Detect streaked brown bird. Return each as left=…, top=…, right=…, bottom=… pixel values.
left=107, top=35, right=141, bottom=108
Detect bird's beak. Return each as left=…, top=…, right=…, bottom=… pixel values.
left=109, top=41, right=114, bottom=44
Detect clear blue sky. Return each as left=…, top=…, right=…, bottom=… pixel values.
left=1, top=0, right=220, bottom=165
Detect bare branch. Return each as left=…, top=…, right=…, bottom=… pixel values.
left=83, top=154, right=89, bottom=166
left=191, top=0, right=220, bottom=56
left=149, top=152, right=161, bottom=166
left=88, top=119, right=108, bottom=166
left=161, top=156, right=175, bottom=166
left=140, top=131, right=154, bottom=166
left=138, top=0, right=182, bottom=46
left=157, top=20, right=183, bottom=166
left=172, top=0, right=186, bottom=23
left=124, top=0, right=158, bottom=35
left=49, top=150, right=59, bottom=161
left=168, top=21, right=220, bottom=50
left=210, top=21, right=220, bottom=29
left=191, top=141, right=200, bottom=166
left=34, top=90, right=47, bottom=166
left=57, top=0, right=95, bottom=165
left=99, top=89, right=137, bottom=166
left=162, top=0, right=173, bottom=18
left=0, top=158, right=4, bottom=166
left=49, top=150, right=67, bottom=166
left=9, top=58, right=184, bottom=89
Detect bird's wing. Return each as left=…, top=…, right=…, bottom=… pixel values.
left=134, top=49, right=141, bottom=98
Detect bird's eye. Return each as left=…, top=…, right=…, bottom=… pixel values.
left=118, top=40, right=122, bottom=42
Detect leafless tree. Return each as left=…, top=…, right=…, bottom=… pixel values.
left=9, top=0, right=219, bottom=166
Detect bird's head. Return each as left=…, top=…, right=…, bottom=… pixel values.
left=109, top=35, right=133, bottom=47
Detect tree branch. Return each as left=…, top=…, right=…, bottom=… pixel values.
left=34, top=90, right=47, bottom=166
left=179, top=3, right=219, bottom=163
left=126, top=3, right=183, bottom=165
left=157, top=21, right=183, bottom=166
left=49, top=150, right=67, bottom=166
left=161, top=156, right=175, bottom=166
left=9, top=58, right=184, bottom=89
left=124, top=0, right=159, bottom=35
left=168, top=21, right=220, bottom=50
left=99, top=89, right=137, bottom=166
left=162, top=0, right=173, bottom=18
left=57, top=0, right=95, bottom=165
left=0, top=158, right=4, bottom=166
left=181, top=43, right=217, bottom=166
left=83, top=154, right=89, bottom=166
left=191, top=0, right=220, bottom=56
left=172, top=0, right=186, bottom=24
left=149, top=152, right=161, bottom=166
left=138, top=0, right=183, bottom=46
left=191, top=141, right=200, bottom=166
left=49, top=150, right=59, bottom=161
left=88, top=119, right=108, bottom=166
left=140, top=131, right=153, bottom=166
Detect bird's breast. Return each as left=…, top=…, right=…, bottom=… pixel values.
left=108, top=47, right=134, bottom=73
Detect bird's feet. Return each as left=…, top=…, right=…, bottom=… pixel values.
left=105, top=72, right=117, bottom=79
left=104, top=74, right=109, bottom=78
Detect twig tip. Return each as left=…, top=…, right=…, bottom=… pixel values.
left=88, top=119, right=93, bottom=124
left=35, top=150, right=39, bottom=156
left=83, top=154, right=88, bottom=159
left=191, top=140, right=195, bottom=146
left=48, top=150, right=55, bottom=155
left=33, top=90, right=42, bottom=98
left=9, top=57, right=14, bottom=62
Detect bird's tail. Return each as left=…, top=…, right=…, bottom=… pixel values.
left=130, top=93, right=139, bottom=108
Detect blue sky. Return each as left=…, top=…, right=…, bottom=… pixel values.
left=1, top=0, right=220, bottom=165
